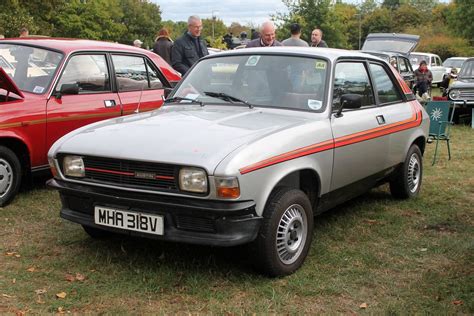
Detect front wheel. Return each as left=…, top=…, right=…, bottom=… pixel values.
left=0, top=146, right=22, bottom=207
left=252, top=187, right=313, bottom=277
left=390, top=144, right=423, bottom=199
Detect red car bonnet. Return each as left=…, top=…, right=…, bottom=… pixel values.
left=0, top=67, right=24, bottom=98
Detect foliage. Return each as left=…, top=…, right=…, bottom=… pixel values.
left=201, top=18, right=227, bottom=44
left=415, top=33, right=474, bottom=60
left=447, top=0, right=474, bottom=43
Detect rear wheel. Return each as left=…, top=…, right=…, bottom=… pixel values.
left=0, top=146, right=22, bottom=207
left=252, top=187, right=313, bottom=277
left=390, top=144, right=423, bottom=199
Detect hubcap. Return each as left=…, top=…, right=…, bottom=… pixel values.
left=0, top=158, right=13, bottom=198
left=276, top=204, right=308, bottom=265
left=407, top=153, right=420, bottom=193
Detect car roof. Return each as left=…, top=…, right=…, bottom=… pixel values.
left=202, top=47, right=379, bottom=62
left=0, top=37, right=149, bottom=55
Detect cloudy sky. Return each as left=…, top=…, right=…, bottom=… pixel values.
left=152, top=0, right=289, bottom=26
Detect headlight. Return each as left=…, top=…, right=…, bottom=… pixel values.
left=179, top=167, right=208, bottom=193
left=215, top=177, right=240, bottom=199
left=449, top=89, right=460, bottom=100
left=63, top=155, right=85, bottom=178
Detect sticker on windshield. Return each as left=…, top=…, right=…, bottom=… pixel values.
left=315, top=61, right=326, bottom=70
left=245, top=55, right=261, bottom=67
left=33, top=86, right=45, bottom=94
left=184, top=93, right=199, bottom=101
left=307, top=99, right=322, bottom=110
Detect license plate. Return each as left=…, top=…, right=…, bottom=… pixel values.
left=94, top=206, right=163, bottom=235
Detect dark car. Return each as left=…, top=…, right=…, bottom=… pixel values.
left=448, top=57, right=474, bottom=124
left=0, top=38, right=181, bottom=206
left=362, top=33, right=419, bottom=90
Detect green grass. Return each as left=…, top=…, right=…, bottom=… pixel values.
left=1, top=126, right=473, bottom=314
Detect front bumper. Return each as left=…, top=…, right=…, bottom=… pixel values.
left=48, top=179, right=261, bottom=247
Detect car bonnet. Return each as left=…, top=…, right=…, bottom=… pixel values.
left=0, top=67, right=24, bottom=98
left=362, top=33, right=419, bottom=55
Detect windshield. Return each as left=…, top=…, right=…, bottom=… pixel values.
left=172, top=55, right=328, bottom=111
left=443, top=58, right=466, bottom=68
left=0, top=44, right=63, bottom=94
left=458, top=60, right=474, bottom=79
left=409, top=54, right=429, bottom=66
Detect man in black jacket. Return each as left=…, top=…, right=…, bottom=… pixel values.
left=171, top=15, right=209, bottom=75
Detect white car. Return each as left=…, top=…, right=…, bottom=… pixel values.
left=410, top=52, right=446, bottom=84
left=443, top=57, right=469, bottom=74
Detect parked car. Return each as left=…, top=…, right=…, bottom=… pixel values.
left=447, top=57, right=474, bottom=123
left=48, top=47, right=429, bottom=276
left=443, top=57, right=469, bottom=74
left=409, top=52, right=446, bottom=84
left=0, top=38, right=181, bottom=206
left=361, top=33, right=419, bottom=90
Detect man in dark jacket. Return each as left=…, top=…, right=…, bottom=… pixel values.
left=171, top=15, right=209, bottom=75
left=310, top=28, right=328, bottom=47
left=246, top=21, right=282, bottom=48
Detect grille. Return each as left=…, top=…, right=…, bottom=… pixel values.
left=459, top=89, right=474, bottom=100
left=64, top=155, right=179, bottom=192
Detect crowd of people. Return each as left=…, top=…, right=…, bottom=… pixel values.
left=143, top=16, right=330, bottom=76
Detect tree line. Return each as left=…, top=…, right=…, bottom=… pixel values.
left=1, top=0, right=472, bottom=59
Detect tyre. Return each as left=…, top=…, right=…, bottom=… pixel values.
left=0, top=146, right=22, bottom=207
left=390, top=144, right=423, bottom=199
left=252, top=187, right=313, bottom=277
left=82, top=225, right=114, bottom=239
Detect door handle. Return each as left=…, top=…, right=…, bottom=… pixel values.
left=104, top=100, right=116, bottom=108
left=376, top=115, right=386, bottom=125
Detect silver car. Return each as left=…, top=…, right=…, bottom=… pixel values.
left=48, top=48, right=429, bottom=276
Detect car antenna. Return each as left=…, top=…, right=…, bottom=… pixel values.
left=134, top=81, right=146, bottom=114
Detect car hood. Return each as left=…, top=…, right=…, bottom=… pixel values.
left=0, top=67, right=24, bottom=99
left=451, top=78, right=474, bottom=89
left=55, top=105, right=316, bottom=174
left=362, top=33, right=419, bottom=55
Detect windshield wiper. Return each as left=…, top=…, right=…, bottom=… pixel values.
left=164, top=96, right=203, bottom=106
left=204, top=91, right=254, bottom=109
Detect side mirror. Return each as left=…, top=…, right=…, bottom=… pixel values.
left=335, top=94, right=363, bottom=117
left=55, top=83, right=79, bottom=99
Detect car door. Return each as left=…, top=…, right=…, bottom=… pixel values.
left=330, top=60, right=389, bottom=191
left=111, top=54, right=166, bottom=115
left=430, top=55, right=445, bottom=83
left=46, top=53, right=121, bottom=151
left=367, top=62, right=415, bottom=167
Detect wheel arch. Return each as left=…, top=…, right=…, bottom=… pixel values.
left=0, top=137, right=32, bottom=180
left=413, top=135, right=426, bottom=155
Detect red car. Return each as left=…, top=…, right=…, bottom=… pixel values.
left=0, top=38, right=181, bottom=206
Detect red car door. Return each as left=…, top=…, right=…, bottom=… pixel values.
left=111, top=54, right=165, bottom=115
left=46, top=53, right=121, bottom=150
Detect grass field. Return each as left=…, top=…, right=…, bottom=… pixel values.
left=1, top=126, right=473, bottom=314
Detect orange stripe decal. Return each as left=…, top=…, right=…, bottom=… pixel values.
left=239, top=101, right=422, bottom=175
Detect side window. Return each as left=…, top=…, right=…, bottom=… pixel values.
left=369, top=63, right=403, bottom=104
left=145, top=59, right=163, bottom=89
left=112, top=55, right=149, bottom=92
left=57, top=54, right=110, bottom=93
left=398, top=58, right=409, bottom=72
left=437, top=57, right=442, bottom=66
left=333, top=62, right=375, bottom=108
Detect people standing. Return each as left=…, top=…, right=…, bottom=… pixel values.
left=19, top=27, right=29, bottom=37
left=414, top=60, right=433, bottom=98
left=310, top=28, right=328, bottom=47
left=282, top=23, right=309, bottom=47
left=246, top=21, right=282, bottom=48
left=133, top=39, right=143, bottom=48
left=153, top=28, right=173, bottom=65
left=171, top=15, right=209, bottom=76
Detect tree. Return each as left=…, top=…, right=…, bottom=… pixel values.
left=392, top=4, right=423, bottom=33
left=448, top=0, right=474, bottom=43
left=118, top=0, right=162, bottom=47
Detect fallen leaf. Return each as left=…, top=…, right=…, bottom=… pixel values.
left=75, top=273, right=85, bottom=281
left=359, top=302, right=368, bottom=309
left=27, top=267, right=36, bottom=272
left=65, top=274, right=75, bottom=282
left=12, top=278, right=16, bottom=284
left=420, top=248, right=428, bottom=252
left=5, top=252, right=16, bottom=256
left=15, top=310, right=25, bottom=316
left=36, top=296, right=45, bottom=304
left=15, top=254, right=21, bottom=258
left=2, top=293, right=16, bottom=298
left=35, top=289, right=47, bottom=295
left=56, top=292, right=67, bottom=299
left=57, top=307, right=65, bottom=314
left=364, top=219, right=377, bottom=224
left=452, top=300, right=463, bottom=305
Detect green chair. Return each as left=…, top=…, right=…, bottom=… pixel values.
left=425, top=101, right=455, bottom=165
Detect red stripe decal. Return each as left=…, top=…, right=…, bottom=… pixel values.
left=239, top=101, right=422, bottom=175
left=85, top=167, right=134, bottom=176
left=156, top=175, right=175, bottom=180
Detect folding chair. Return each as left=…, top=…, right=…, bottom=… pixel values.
left=425, top=101, right=456, bottom=165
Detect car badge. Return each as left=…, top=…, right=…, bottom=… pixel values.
left=134, top=171, right=156, bottom=179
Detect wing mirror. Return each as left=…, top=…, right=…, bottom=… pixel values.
left=55, top=83, right=79, bottom=99
left=335, top=94, right=363, bottom=117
